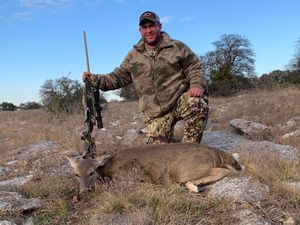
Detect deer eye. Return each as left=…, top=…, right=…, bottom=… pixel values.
left=75, top=173, right=80, bottom=177
left=89, top=171, right=95, bottom=176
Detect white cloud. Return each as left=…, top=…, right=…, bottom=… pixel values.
left=159, top=15, right=194, bottom=25
left=0, top=0, right=102, bottom=22
left=13, top=11, right=34, bottom=21
left=19, top=0, right=73, bottom=8
left=18, top=0, right=105, bottom=9
left=160, top=16, right=174, bottom=24
left=20, top=0, right=54, bottom=8
left=180, top=16, right=194, bottom=23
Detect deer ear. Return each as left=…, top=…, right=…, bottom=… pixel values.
left=95, top=154, right=112, bottom=167
left=66, top=156, right=78, bottom=170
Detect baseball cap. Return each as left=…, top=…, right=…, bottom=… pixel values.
left=139, top=11, right=160, bottom=25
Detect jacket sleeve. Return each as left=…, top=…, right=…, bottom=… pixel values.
left=180, top=43, right=207, bottom=89
left=92, top=54, right=132, bottom=91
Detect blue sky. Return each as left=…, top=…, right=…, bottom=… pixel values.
left=1, top=0, right=299, bottom=105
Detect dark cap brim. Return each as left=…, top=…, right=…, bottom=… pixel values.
left=139, top=18, right=157, bottom=25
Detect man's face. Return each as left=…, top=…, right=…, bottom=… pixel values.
left=139, top=21, right=162, bottom=46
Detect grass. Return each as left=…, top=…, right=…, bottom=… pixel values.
left=84, top=183, right=236, bottom=225
left=1, top=87, right=300, bottom=224
left=17, top=174, right=76, bottom=199
left=33, top=198, right=71, bottom=225
left=209, top=87, right=300, bottom=125
left=240, top=151, right=300, bottom=183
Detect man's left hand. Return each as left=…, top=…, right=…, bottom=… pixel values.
left=188, top=87, right=204, bottom=97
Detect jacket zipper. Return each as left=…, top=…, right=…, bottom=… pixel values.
left=148, top=53, right=163, bottom=113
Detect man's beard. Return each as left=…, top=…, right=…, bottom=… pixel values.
left=144, top=35, right=161, bottom=47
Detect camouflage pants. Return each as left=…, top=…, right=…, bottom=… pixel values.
left=145, top=92, right=209, bottom=144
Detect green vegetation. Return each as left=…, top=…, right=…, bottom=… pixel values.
left=0, top=102, right=17, bottom=111
left=39, top=76, right=107, bottom=115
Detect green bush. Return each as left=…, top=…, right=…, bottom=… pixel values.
left=39, top=76, right=84, bottom=115
left=0, top=102, right=17, bottom=111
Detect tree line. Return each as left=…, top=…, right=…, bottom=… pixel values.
left=2, top=34, right=299, bottom=113
left=0, top=101, right=42, bottom=111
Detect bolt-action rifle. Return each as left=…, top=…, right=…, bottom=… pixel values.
left=81, top=31, right=103, bottom=159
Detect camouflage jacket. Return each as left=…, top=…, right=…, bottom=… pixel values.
left=92, top=32, right=207, bottom=118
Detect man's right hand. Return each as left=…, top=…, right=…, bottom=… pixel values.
left=82, top=72, right=96, bottom=82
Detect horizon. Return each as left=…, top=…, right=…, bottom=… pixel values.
left=1, top=0, right=299, bottom=105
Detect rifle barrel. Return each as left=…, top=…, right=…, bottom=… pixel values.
left=83, top=31, right=90, bottom=73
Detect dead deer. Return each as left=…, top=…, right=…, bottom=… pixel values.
left=67, top=143, right=242, bottom=194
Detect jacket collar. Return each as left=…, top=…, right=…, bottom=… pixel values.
left=134, top=32, right=173, bottom=53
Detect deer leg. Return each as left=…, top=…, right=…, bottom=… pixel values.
left=185, top=168, right=230, bottom=193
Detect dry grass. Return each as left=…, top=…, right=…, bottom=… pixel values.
left=209, top=87, right=299, bottom=125
left=208, top=86, right=300, bottom=149
left=16, top=175, right=75, bottom=224
left=1, top=87, right=300, bottom=224
left=71, top=182, right=237, bottom=225
left=208, top=87, right=300, bottom=218
left=0, top=109, right=83, bottom=155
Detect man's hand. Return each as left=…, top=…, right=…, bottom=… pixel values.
left=188, top=86, right=205, bottom=97
left=82, top=72, right=96, bottom=82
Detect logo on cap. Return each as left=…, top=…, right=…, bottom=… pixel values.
left=143, top=12, right=152, bottom=18
left=139, top=11, right=160, bottom=25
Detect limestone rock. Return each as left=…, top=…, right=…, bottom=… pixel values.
left=208, top=177, right=269, bottom=203
left=0, top=191, right=41, bottom=214
left=229, top=119, right=271, bottom=140
left=0, top=175, right=33, bottom=188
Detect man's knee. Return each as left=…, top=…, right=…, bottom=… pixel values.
left=176, top=93, right=209, bottom=120
left=182, top=117, right=206, bottom=143
left=178, top=93, right=209, bottom=143
left=144, top=113, right=175, bottom=144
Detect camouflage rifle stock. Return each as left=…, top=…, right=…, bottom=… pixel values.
left=81, top=31, right=103, bottom=159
